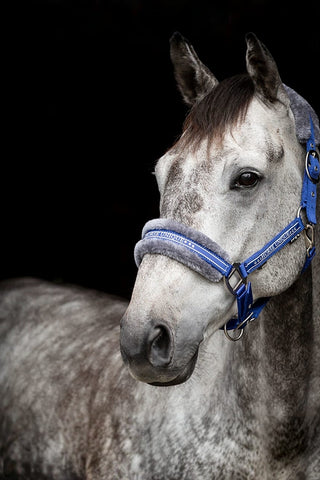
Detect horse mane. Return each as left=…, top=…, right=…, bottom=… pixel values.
left=179, top=73, right=255, bottom=149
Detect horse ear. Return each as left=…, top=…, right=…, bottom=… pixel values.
left=170, top=32, right=219, bottom=106
left=245, top=33, right=289, bottom=107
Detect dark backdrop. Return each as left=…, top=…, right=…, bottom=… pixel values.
left=3, top=0, right=320, bottom=298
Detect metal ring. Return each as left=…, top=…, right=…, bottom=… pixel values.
left=223, top=311, right=255, bottom=342
left=297, top=206, right=307, bottom=227
left=223, top=324, right=244, bottom=342
left=305, top=149, right=320, bottom=184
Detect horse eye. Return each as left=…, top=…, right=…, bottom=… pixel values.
left=233, top=172, right=260, bottom=189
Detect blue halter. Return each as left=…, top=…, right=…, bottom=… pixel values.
left=135, top=117, right=319, bottom=341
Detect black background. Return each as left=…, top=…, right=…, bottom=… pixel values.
left=3, top=0, right=320, bottom=299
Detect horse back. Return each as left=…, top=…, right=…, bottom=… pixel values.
left=0, top=278, right=128, bottom=480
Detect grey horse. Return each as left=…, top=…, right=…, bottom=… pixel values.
left=1, top=33, right=319, bottom=479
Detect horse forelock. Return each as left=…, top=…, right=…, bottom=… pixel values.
left=178, top=74, right=255, bottom=150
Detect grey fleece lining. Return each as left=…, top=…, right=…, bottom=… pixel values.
left=134, top=219, right=230, bottom=282
left=284, top=84, right=320, bottom=145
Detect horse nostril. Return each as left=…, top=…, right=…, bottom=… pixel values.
left=148, top=324, right=173, bottom=367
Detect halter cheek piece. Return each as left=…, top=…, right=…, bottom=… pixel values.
left=134, top=117, right=319, bottom=342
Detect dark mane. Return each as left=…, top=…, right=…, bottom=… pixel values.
left=179, top=74, right=255, bottom=149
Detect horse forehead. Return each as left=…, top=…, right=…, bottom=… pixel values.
left=211, top=110, right=287, bottom=168
left=162, top=100, right=287, bottom=183
left=171, top=128, right=281, bottom=178
left=225, top=106, right=284, bottom=151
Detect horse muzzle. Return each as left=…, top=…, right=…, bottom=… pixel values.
left=120, top=313, right=201, bottom=386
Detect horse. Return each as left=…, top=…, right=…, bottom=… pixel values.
left=0, top=32, right=319, bottom=480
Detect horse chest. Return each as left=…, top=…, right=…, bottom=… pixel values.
left=119, top=412, right=312, bottom=480
left=112, top=397, right=262, bottom=479
left=104, top=365, right=317, bottom=480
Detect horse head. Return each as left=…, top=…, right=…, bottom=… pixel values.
left=120, top=33, right=319, bottom=386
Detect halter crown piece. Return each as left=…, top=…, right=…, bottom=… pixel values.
left=134, top=86, right=320, bottom=341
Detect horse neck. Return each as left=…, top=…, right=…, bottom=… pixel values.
left=224, top=269, right=312, bottom=393
left=219, top=255, right=320, bottom=455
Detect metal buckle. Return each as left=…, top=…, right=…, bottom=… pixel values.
left=296, top=207, right=315, bottom=258
left=224, top=263, right=247, bottom=296
left=305, top=149, right=320, bottom=184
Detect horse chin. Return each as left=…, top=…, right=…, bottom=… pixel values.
left=148, top=348, right=199, bottom=387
